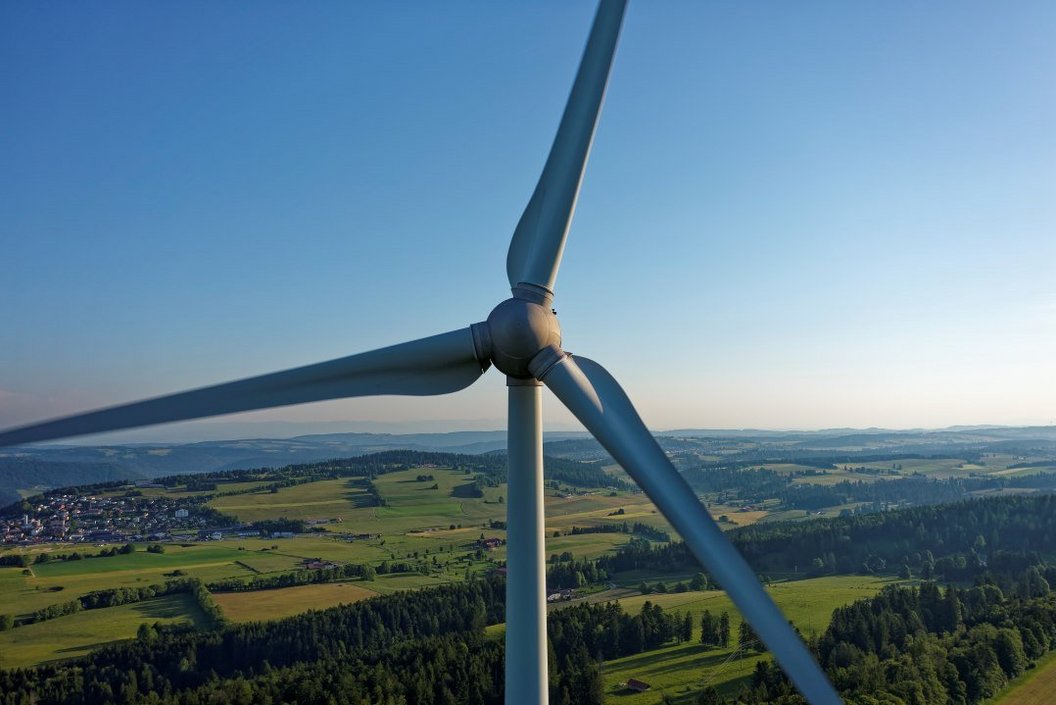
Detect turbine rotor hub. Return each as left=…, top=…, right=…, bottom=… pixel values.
left=483, top=297, right=562, bottom=379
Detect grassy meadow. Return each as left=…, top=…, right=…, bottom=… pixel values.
left=0, top=462, right=909, bottom=674
left=0, top=465, right=674, bottom=665
left=485, top=575, right=897, bottom=703
left=0, top=545, right=259, bottom=619
left=0, top=593, right=205, bottom=669
left=600, top=575, right=898, bottom=703
left=0, top=461, right=824, bottom=634
left=993, top=650, right=1056, bottom=705
left=213, top=581, right=379, bottom=622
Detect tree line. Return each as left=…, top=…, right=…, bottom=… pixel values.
left=576, top=494, right=1056, bottom=587
left=3, top=578, right=225, bottom=631
left=0, top=572, right=712, bottom=705
left=720, top=578, right=1056, bottom=705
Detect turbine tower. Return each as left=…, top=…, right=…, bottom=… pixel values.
left=0, top=3, right=843, bottom=704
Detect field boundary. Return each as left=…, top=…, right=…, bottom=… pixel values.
left=992, top=649, right=1056, bottom=705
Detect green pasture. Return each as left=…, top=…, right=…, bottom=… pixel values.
left=705, top=504, right=770, bottom=528
left=760, top=464, right=833, bottom=476
left=992, top=466, right=1056, bottom=478
left=1, top=545, right=261, bottom=619
left=209, top=478, right=374, bottom=523
left=202, top=468, right=668, bottom=562
left=994, top=649, right=1056, bottom=705
left=851, top=458, right=975, bottom=479
left=366, top=572, right=459, bottom=595
left=101, top=479, right=275, bottom=499
left=544, top=533, right=635, bottom=560
left=218, top=535, right=389, bottom=565
left=790, top=468, right=893, bottom=486
left=600, top=575, right=897, bottom=703
left=0, top=593, right=206, bottom=669
left=213, top=581, right=379, bottom=622
left=30, top=545, right=250, bottom=578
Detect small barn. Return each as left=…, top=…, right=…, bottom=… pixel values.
left=625, top=678, right=651, bottom=693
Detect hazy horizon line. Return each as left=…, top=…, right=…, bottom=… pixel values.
left=7, top=419, right=1054, bottom=449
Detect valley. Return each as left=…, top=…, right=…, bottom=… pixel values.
left=1, top=430, right=1055, bottom=703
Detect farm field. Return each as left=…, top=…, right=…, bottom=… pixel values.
left=0, top=546, right=260, bottom=619
left=852, top=458, right=981, bottom=479
left=1, top=464, right=776, bottom=623
left=0, top=463, right=915, bottom=671
left=790, top=469, right=893, bottom=486
left=207, top=467, right=679, bottom=560
left=600, top=575, right=898, bottom=703
left=0, top=467, right=662, bottom=623
left=0, top=593, right=205, bottom=669
left=993, top=649, right=1056, bottom=705
left=209, top=477, right=376, bottom=523
left=213, top=581, right=379, bottom=622
left=100, top=479, right=276, bottom=499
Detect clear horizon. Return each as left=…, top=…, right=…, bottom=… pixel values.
left=3, top=2, right=1054, bottom=441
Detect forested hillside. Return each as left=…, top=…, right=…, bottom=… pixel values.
left=0, top=459, right=142, bottom=506
left=586, top=494, right=1056, bottom=584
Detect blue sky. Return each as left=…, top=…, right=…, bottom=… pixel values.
left=2, top=1, right=1054, bottom=441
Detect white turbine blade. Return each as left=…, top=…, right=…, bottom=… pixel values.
left=540, top=354, right=843, bottom=705
left=506, top=0, right=626, bottom=296
left=0, top=327, right=489, bottom=447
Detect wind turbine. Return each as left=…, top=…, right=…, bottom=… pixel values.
left=0, top=2, right=842, bottom=704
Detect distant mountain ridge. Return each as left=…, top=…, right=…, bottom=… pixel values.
left=2, top=425, right=1054, bottom=506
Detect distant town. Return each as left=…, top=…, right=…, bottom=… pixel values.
left=2, top=481, right=236, bottom=545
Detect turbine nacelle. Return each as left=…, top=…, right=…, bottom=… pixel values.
left=478, top=294, right=562, bottom=380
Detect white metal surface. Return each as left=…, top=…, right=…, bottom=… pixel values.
left=505, top=379, right=548, bottom=705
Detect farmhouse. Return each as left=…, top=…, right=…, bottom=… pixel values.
left=302, top=559, right=338, bottom=571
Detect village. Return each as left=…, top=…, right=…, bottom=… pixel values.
left=0, top=486, right=227, bottom=546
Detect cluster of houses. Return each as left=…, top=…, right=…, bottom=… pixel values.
left=546, top=588, right=576, bottom=603
left=1, top=491, right=217, bottom=545
left=195, top=527, right=260, bottom=541
left=302, top=558, right=339, bottom=571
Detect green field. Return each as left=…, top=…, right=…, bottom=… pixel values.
left=852, top=458, right=982, bottom=479
left=0, top=546, right=258, bottom=619
left=0, top=468, right=662, bottom=626
left=0, top=593, right=205, bottom=669
left=0, top=464, right=760, bottom=625
left=213, top=581, right=379, bottom=622
left=993, top=649, right=1056, bottom=705
left=0, top=466, right=895, bottom=671
left=207, top=467, right=669, bottom=563
left=210, top=477, right=376, bottom=523
left=600, top=575, right=897, bottom=703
